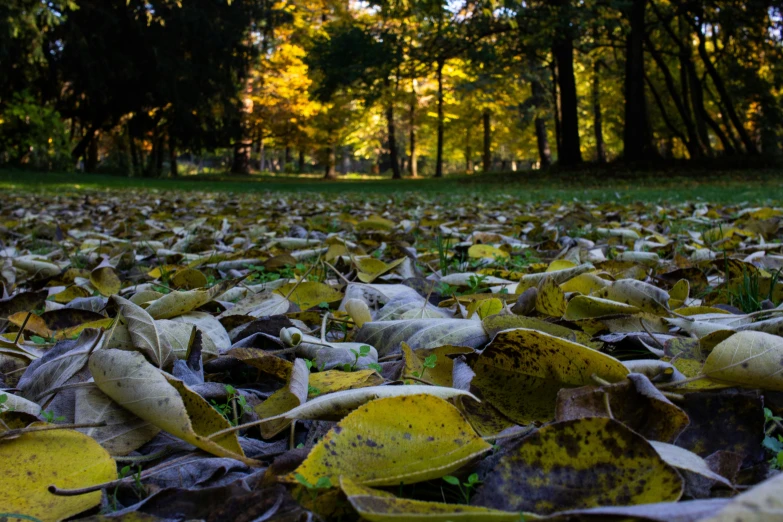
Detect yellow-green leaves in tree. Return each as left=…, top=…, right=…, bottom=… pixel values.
left=703, top=331, right=783, bottom=391
left=89, top=348, right=259, bottom=466
left=472, top=329, right=628, bottom=423
left=473, top=417, right=683, bottom=515
left=0, top=427, right=117, bottom=521
left=275, top=281, right=344, bottom=310
left=287, top=394, right=490, bottom=486
left=340, top=477, right=522, bottom=522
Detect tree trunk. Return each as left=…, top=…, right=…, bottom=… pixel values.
left=552, top=37, right=582, bottom=165
left=409, top=91, right=417, bottom=178
left=646, top=74, right=689, bottom=150
left=284, top=146, right=292, bottom=169
left=259, top=138, right=265, bottom=171
left=71, top=127, right=96, bottom=166
left=644, top=34, right=701, bottom=158
left=387, top=104, right=401, bottom=179
left=298, top=149, right=305, bottom=173
left=482, top=110, right=491, bottom=172
left=694, top=26, right=757, bottom=154
left=169, top=132, right=177, bottom=178
left=465, top=125, right=473, bottom=173
left=127, top=124, right=139, bottom=177
left=531, top=70, right=552, bottom=169
left=622, top=0, right=653, bottom=162
left=435, top=58, right=445, bottom=178
left=592, top=60, right=606, bottom=163
left=324, top=146, right=336, bottom=180
left=154, top=134, right=164, bottom=177
left=86, top=131, right=99, bottom=173
left=231, top=142, right=250, bottom=174
left=550, top=60, right=562, bottom=158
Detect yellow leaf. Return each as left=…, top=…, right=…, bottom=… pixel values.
left=563, top=295, right=640, bottom=320
left=286, top=394, right=491, bottom=486
left=354, top=257, right=406, bottom=283
left=534, top=277, right=566, bottom=317
left=170, top=268, right=208, bottom=290
left=546, top=259, right=576, bottom=272
left=275, top=281, right=344, bottom=310
left=703, top=331, right=783, bottom=391
left=559, top=272, right=609, bottom=295
left=308, top=369, right=384, bottom=398
left=467, top=297, right=504, bottom=319
left=472, top=329, right=628, bottom=423
left=340, top=477, right=524, bottom=522
left=474, top=417, right=683, bottom=514
left=90, top=266, right=121, bottom=296
left=468, top=244, right=509, bottom=259
left=147, top=264, right=181, bottom=279
left=255, top=359, right=309, bottom=438
left=51, top=285, right=91, bottom=303
left=0, top=427, right=117, bottom=521
left=7, top=311, right=53, bottom=338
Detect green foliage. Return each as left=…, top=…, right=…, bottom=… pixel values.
left=442, top=472, right=481, bottom=504
left=210, top=385, right=252, bottom=426
left=342, top=345, right=372, bottom=372
left=0, top=91, right=70, bottom=169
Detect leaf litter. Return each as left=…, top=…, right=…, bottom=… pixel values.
left=1, top=190, right=783, bottom=519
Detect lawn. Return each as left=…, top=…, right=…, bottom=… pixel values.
left=1, top=168, right=781, bottom=203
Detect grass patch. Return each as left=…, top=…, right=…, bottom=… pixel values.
left=0, top=168, right=781, bottom=203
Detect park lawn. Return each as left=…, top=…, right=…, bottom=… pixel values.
left=0, top=168, right=781, bottom=203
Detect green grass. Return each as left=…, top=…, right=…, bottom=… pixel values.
left=1, top=168, right=782, bottom=203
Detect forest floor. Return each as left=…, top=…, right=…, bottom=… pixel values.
left=3, top=167, right=783, bottom=519
left=1, top=168, right=781, bottom=203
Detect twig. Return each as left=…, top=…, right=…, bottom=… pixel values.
left=13, top=312, right=33, bottom=344
left=1, top=421, right=107, bottom=440
left=402, top=374, right=437, bottom=386
left=324, top=261, right=351, bottom=285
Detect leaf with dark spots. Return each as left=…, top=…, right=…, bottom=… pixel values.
left=473, top=417, right=683, bottom=515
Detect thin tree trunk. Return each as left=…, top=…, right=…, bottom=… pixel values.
left=259, top=138, right=265, bottom=171
left=592, top=60, right=606, bottom=163
left=86, top=131, right=99, bottom=173
left=531, top=71, right=552, bottom=169
left=550, top=59, right=562, bottom=158
left=285, top=145, right=292, bottom=167
left=409, top=90, right=417, bottom=178
left=169, top=132, right=177, bottom=178
left=154, top=134, right=164, bottom=177
left=482, top=110, right=491, bottom=172
left=387, top=103, right=401, bottom=179
left=127, top=124, right=139, bottom=177
left=693, top=24, right=757, bottom=154
left=298, top=149, right=305, bottom=173
left=435, top=58, right=445, bottom=178
left=646, top=74, right=689, bottom=149
left=623, top=0, right=653, bottom=162
left=552, top=38, right=582, bottom=165
left=71, top=127, right=96, bottom=166
left=645, top=34, right=701, bottom=158
left=324, top=146, right=336, bottom=180
left=465, top=125, right=473, bottom=172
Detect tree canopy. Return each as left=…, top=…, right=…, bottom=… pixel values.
left=1, top=0, right=782, bottom=176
